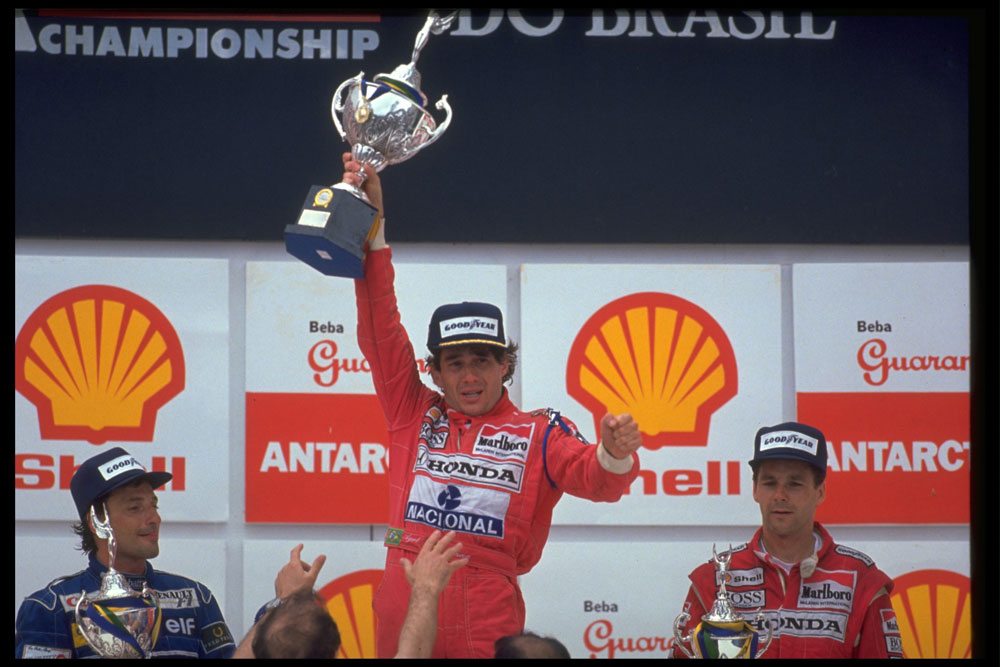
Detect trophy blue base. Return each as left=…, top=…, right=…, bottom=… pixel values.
left=284, top=185, right=378, bottom=278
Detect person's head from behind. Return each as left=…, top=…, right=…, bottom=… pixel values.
left=252, top=590, right=341, bottom=659
left=494, top=631, right=570, bottom=659
left=69, top=447, right=172, bottom=573
left=749, top=422, right=828, bottom=538
left=425, top=301, right=518, bottom=416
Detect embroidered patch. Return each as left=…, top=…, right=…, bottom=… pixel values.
left=417, top=404, right=449, bottom=450
left=200, top=621, right=234, bottom=652
left=413, top=445, right=525, bottom=492
left=22, top=645, right=72, bottom=659
left=384, top=527, right=404, bottom=546
left=404, top=475, right=509, bottom=538
left=472, top=422, right=534, bottom=462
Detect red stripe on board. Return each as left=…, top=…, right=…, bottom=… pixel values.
left=36, top=11, right=381, bottom=23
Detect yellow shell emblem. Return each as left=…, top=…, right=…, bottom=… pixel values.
left=567, top=293, right=737, bottom=448
left=890, top=569, right=971, bottom=658
left=15, top=285, right=185, bottom=444
left=319, top=569, right=383, bottom=659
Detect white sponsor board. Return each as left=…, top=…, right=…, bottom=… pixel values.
left=520, top=264, right=782, bottom=525
left=240, top=539, right=385, bottom=649
left=14, top=535, right=226, bottom=625
left=15, top=256, right=230, bottom=520
left=245, top=260, right=507, bottom=393
left=521, top=536, right=968, bottom=659
left=793, top=263, right=969, bottom=392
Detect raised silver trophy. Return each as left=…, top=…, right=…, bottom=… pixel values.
left=74, top=503, right=162, bottom=658
left=673, top=545, right=773, bottom=659
left=285, top=11, right=457, bottom=277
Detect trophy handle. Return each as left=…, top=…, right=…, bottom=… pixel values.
left=671, top=612, right=696, bottom=659
left=753, top=609, right=775, bottom=658
left=331, top=72, right=364, bottom=141
left=423, top=94, right=453, bottom=146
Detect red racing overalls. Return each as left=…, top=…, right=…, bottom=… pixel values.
left=355, top=248, right=639, bottom=658
left=673, top=523, right=904, bottom=658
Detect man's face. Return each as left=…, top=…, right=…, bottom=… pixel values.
left=752, top=459, right=825, bottom=540
left=430, top=345, right=509, bottom=417
left=93, top=480, right=161, bottom=574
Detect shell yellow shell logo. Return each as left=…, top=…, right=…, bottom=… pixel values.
left=15, top=285, right=185, bottom=444
left=891, top=569, right=971, bottom=658
left=318, top=569, right=383, bottom=659
left=567, top=293, right=737, bottom=448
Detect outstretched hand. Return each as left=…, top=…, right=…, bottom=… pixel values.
left=274, top=543, right=327, bottom=599
left=600, top=412, right=642, bottom=460
left=400, top=530, right=469, bottom=596
left=341, top=151, right=384, bottom=218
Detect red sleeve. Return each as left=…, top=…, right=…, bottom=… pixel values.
left=855, top=589, right=904, bottom=658
left=354, top=248, right=434, bottom=429
left=540, top=417, right=639, bottom=502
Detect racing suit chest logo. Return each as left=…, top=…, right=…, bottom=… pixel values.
left=472, top=423, right=534, bottom=462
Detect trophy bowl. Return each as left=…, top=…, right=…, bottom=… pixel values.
left=333, top=72, right=452, bottom=183
left=75, top=590, right=162, bottom=659
left=73, top=503, right=163, bottom=658
left=285, top=11, right=456, bottom=278
left=672, top=545, right=773, bottom=659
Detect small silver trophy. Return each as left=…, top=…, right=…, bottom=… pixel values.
left=672, top=545, right=773, bottom=659
left=74, top=503, right=162, bottom=658
left=285, top=11, right=457, bottom=277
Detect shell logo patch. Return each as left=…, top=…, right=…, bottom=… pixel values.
left=567, top=292, right=737, bottom=448
left=15, top=285, right=186, bottom=444
left=890, top=569, right=970, bottom=658
left=318, top=569, right=384, bottom=659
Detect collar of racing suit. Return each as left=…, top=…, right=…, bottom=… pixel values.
left=750, top=521, right=832, bottom=577
left=86, top=551, right=153, bottom=591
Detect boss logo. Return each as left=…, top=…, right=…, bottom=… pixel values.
left=728, top=589, right=765, bottom=608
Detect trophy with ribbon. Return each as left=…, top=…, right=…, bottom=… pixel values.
left=74, top=503, right=163, bottom=658
left=285, top=10, right=457, bottom=277
left=672, top=545, right=774, bottom=659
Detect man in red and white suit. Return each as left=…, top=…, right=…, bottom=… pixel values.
left=343, top=154, right=642, bottom=658
left=672, top=422, right=904, bottom=658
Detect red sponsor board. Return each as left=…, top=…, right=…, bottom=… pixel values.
left=246, top=393, right=390, bottom=523
left=798, top=392, right=968, bottom=524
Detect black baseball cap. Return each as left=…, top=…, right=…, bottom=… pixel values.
left=427, top=301, right=506, bottom=352
left=749, top=422, right=828, bottom=482
left=70, top=447, right=172, bottom=520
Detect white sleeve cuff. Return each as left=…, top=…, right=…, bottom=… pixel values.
left=597, top=443, right=635, bottom=474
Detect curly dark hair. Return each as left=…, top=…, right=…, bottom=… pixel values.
left=426, top=341, right=519, bottom=385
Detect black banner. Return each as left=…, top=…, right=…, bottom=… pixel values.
left=14, top=9, right=972, bottom=243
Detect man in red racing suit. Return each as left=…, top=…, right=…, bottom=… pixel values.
left=674, top=523, right=903, bottom=658
left=670, top=422, right=903, bottom=658
left=345, top=154, right=642, bottom=658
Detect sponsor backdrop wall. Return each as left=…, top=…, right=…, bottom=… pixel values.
left=15, top=240, right=971, bottom=658
left=15, top=6, right=981, bottom=661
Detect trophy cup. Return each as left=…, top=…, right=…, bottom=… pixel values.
left=285, top=11, right=457, bottom=277
left=74, top=503, right=162, bottom=658
left=672, top=545, right=773, bottom=659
